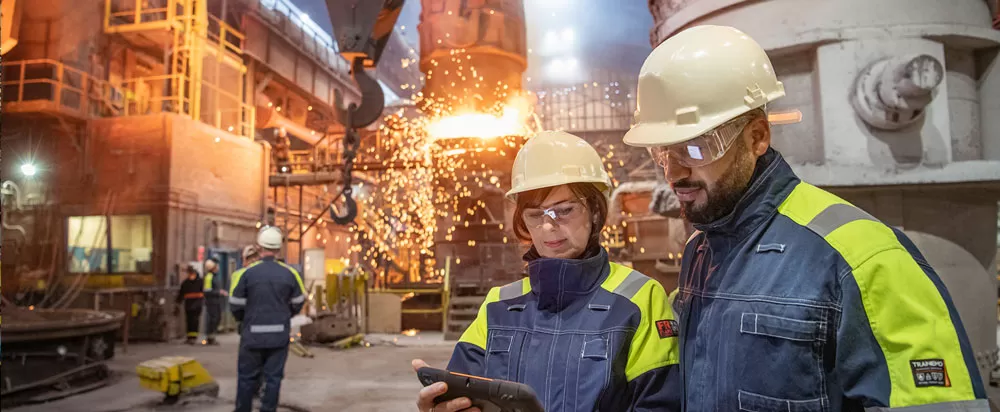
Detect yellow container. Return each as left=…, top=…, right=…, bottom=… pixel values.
left=136, top=356, right=218, bottom=398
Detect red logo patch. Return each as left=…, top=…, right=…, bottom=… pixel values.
left=656, top=319, right=678, bottom=338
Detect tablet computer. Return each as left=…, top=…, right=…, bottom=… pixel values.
left=416, top=367, right=544, bottom=412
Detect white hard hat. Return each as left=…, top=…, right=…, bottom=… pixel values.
left=257, top=226, right=283, bottom=250
left=242, top=244, right=260, bottom=260
left=506, top=130, right=612, bottom=201
left=624, top=25, right=785, bottom=148
left=204, top=259, right=218, bottom=273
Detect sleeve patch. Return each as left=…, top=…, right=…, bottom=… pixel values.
left=910, top=359, right=950, bottom=388
left=655, top=319, right=679, bottom=338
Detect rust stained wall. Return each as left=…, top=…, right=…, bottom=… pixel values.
left=46, top=113, right=265, bottom=286
left=168, top=114, right=264, bottom=217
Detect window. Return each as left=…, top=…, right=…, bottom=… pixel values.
left=67, top=215, right=153, bottom=273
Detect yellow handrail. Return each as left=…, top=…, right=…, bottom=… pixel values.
left=0, top=59, right=114, bottom=118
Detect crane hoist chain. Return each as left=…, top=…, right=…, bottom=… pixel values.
left=329, top=57, right=385, bottom=225
left=324, top=0, right=403, bottom=225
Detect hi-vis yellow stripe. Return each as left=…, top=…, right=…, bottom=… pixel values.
left=777, top=182, right=976, bottom=407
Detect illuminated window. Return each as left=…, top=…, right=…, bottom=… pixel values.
left=67, top=215, right=153, bottom=274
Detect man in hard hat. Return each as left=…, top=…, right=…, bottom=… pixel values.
left=625, top=25, right=986, bottom=411
left=229, top=226, right=306, bottom=412
left=175, top=266, right=204, bottom=345
left=202, top=257, right=225, bottom=345
left=230, top=245, right=261, bottom=298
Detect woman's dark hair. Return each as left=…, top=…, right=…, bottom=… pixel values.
left=512, top=182, right=609, bottom=245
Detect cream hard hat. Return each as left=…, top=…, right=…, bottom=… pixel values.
left=624, top=25, right=785, bottom=148
left=506, top=130, right=612, bottom=201
left=241, top=244, right=260, bottom=260
left=256, top=226, right=283, bottom=250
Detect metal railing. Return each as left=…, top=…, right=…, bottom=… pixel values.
left=370, top=257, right=452, bottom=333
left=104, top=0, right=181, bottom=32
left=207, top=14, right=245, bottom=56
left=2, top=60, right=254, bottom=136
left=1, top=59, right=118, bottom=118
left=250, top=0, right=351, bottom=76
left=100, top=0, right=254, bottom=137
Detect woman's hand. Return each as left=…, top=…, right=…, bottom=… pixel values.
left=412, top=359, right=481, bottom=412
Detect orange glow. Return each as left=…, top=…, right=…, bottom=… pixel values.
left=768, top=109, right=803, bottom=125
left=426, top=95, right=533, bottom=140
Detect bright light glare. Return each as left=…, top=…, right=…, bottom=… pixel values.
left=426, top=96, right=532, bottom=140
left=21, top=163, right=37, bottom=177
left=546, top=57, right=580, bottom=79
left=562, top=28, right=574, bottom=42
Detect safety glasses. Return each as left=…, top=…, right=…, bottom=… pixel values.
left=647, top=115, right=752, bottom=168
left=522, top=199, right=587, bottom=228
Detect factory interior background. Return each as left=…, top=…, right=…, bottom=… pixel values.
left=1, top=0, right=999, bottom=410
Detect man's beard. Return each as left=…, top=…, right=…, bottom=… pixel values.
left=675, top=139, right=757, bottom=224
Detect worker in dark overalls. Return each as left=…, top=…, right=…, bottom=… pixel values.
left=202, top=257, right=225, bottom=345
left=230, top=226, right=306, bottom=412
left=175, top=266, right=204, bottom=345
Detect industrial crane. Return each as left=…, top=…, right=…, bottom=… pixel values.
left=323, top=0, right=405, bottom=225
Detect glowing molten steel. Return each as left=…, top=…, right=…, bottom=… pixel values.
left=426, top=96, right=534, bottom=140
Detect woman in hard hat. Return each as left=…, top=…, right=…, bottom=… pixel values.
left=413, top=131, right=680, bottom=412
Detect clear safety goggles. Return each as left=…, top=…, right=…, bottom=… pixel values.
left=647, top=115, right=753, bottom=168
left=522, top=199, right=586, bottom=228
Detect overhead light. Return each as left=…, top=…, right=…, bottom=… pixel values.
left=21, top=163, right=37, bottom=177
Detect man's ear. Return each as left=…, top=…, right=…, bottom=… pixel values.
left=747, top=115, right=771, bottom=157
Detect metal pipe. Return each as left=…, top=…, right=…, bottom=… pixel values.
left=255, top=95, right=325, bottom=145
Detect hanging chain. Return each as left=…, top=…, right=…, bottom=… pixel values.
left=331, top=106, right=360, bottom=225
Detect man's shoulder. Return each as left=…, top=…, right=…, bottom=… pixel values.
left=773, top=181, right=903, bottom=270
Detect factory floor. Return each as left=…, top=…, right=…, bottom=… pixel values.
left=12, top=332, right=1000, bottom=411
left=10, top=332, right=455, bottom=412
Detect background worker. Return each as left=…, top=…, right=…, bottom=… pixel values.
left=202, top=257, right=225, bottom=345
left=230, top=245, right=261, bottom=297
left=624, top=25, right=987, bottom=411
left=414, top=131, right=680, bottom=412
left=229, top=226, right=306, bottom=412
left=174, top=266, right=203, bottom=345
left=231, top=244, right=263, bottom=399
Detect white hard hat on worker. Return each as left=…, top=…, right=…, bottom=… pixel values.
left=506, top=130, right=612, bottom=260
left=506, top=130, right=612, bottom=201
left=256, top=226, right=283, bottom=250
left=624, top=25, right=784, bottom=167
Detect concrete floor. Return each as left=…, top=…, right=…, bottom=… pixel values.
left=12, top=331, right=1000, bottom=411
left=11, top=333, right=455, bottom=412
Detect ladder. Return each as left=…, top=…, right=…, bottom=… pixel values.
left=169, top=0, right=205, bottom=118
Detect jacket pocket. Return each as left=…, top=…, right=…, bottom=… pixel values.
left=576, top=334, right=611, bottom=408
left=485, top=330, right=515, bottom=380
left=734, top=311, right=829, bottom=410
left=740, top=313, right=826, bottom=342
left=738, top=390, right=824, bottom=412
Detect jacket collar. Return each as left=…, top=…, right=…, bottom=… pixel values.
left=692, top=148, right=799, bottom=239
left=523, top=246, right=610, bottom=311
